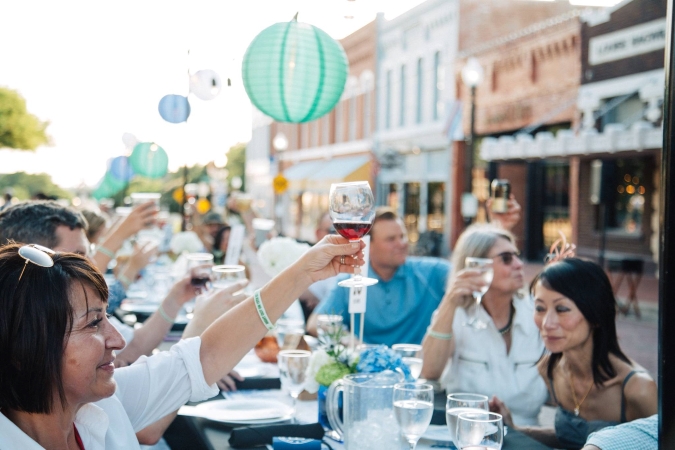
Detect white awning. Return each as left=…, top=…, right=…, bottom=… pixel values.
left=480, top=122, right=662, bottom=161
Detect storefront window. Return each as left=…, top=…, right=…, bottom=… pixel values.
left=427, top=182, right=445, bottom=232
left=542, top=162, right=571, bottom=249
left=404, top=182, right=420, bottom=243
left=608, top=158, right=647, bottom=235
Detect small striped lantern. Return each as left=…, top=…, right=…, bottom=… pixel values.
left=242, top=15, right=348, bottom=123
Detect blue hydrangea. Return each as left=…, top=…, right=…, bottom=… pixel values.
left=356, top=345, right=412, bottom=380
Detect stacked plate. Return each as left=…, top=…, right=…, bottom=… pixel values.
left=180, top=399, right=294, bottom=426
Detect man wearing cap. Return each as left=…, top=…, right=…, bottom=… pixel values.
left=200, top=210, right=226, bottom=251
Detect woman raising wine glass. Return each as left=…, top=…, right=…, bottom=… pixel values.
left=329, top=181, right=378, bottom=288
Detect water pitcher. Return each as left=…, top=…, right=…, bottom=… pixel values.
left=326, top=372, right=402, bottom=449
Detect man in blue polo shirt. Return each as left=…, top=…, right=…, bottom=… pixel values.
left=307, top=207, right=451, bottom=346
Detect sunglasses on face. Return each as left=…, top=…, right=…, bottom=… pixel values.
left=492, top=251, right=521, bottom=265
left=17, top=244, right=55, bottom=283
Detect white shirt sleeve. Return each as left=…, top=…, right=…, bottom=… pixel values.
left=112, top=337, right=219, bottom=431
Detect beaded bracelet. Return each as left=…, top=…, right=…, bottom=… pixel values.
left=118, top=274, right=133, bottom=289
left=254, top=289, right=275, bottom=331
left=157, top=305, right=176, bottom=325
left=157, top=304, right=175, bottom=324
left=427, top=327, right=453, bottom=341
left=96, top=245, right=116, bottom=259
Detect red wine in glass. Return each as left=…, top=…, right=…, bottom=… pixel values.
left=190, top=275, right=210, bottom=287
left=334, top=221, right=373, bottom=241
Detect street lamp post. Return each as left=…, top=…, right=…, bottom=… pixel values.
left=460, top=57, right=484, bottom=222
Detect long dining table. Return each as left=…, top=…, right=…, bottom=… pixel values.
left=166, top=350, right=553, bottom=450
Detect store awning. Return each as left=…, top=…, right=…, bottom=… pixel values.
left=283, top=155, right=371, bottom=190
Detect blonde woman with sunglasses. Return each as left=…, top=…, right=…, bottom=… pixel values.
left=420, top=224, right=548, bottom=426
left=0, top=237, right=365, bottom=450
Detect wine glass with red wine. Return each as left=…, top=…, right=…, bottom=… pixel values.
left=328, top=181, right=378, bottom=288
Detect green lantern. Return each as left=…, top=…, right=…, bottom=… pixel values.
left=129, top=142, right=169, bottom=179
left=92, top=172, right=126, bottom=199
left=242, top=16, right=348, bottom=123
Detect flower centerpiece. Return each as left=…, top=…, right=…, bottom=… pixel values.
left=257, top=236, right=310, bottom=278
left=305, top=342, right=412, bottom=431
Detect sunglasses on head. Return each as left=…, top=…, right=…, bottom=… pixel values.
left=17, top=244, right=55, bottom=283
left=492, top=251, right=521, bottom=265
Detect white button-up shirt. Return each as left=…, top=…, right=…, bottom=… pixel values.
left=442, top=296, right=548, bottom=426
left=0, top=337, right=218, bottom=449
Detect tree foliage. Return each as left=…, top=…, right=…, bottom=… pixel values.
left=225, top=142, right=246, bottom=191
left=0, top=172, right=71, bottom=200
left=0, top=87, right=50, bottom=151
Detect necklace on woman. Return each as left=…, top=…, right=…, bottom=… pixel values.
left=567, top=370, right=594, bottom=416
left=497, top=305, right=514, bottom=335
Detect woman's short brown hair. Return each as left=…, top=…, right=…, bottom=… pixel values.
left=0, top=243, right=109, bottom=414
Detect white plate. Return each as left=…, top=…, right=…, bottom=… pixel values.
left=234, top=364, right=276, bottom=379
left=192, top=399, right=293, bottom=424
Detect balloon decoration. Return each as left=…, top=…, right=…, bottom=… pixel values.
left=242, top=16, right=348, bottom=123
left=129, top=142, right=169, bottom=179
left=92, top=172, right=127, bottom=199
left=190, top=69, right=222, bottom=100
left=121, top=132, right=139, bottom=149
left=108, top=156, right=135, bottom=182
left=158, top=94, right=191, bottom=123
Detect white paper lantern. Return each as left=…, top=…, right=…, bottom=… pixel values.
left=122, top=132, right=139, bottom=149
left=189, top=69, right=222, bottom=100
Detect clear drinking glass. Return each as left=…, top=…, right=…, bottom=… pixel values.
left=277, top=350, right=311, bottom=423
left=393, top=382, right=434, bottom=450
left=186, top=253, right=214, bottom=288
left=392, top=344, right=423, bottom=380
left=316, top=314, right=344, bottom=350
left=464, top=257, right=494, bottom=329
left=446, top=393, right=489, bottom=447
left=211, top=264, right=245, bottom=289
left=328, top=181, right=378, bottom=288
left=275, top=318, right=306, bottom=350
left=456, top=411, right=504, bottom=450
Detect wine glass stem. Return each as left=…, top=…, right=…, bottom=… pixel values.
left=408, top=440, right=417, bottom=450
left=291, top=394, right=298, bottom=424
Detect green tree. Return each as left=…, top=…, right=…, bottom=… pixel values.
left=0, top=172, right=71, bottom=200
left=0, top=87, right=50, bottom=151
left=226, top=143, right=246, bottom=191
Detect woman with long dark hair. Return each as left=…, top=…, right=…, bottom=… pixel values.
left=492, top=258, right=657, bottom=449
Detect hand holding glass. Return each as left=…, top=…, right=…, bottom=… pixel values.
left=464, top=257, right=493, bottom=329
left=393, top=383, right=434, bottom=450
left=328, top=181, right=377, bottom=288
left=455, top=411, right=504, bottom=450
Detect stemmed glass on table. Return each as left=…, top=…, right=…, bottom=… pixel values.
left=446, top=393, right=489, bottom=447
left=463, top=257, right=494, bottom=329
left=456, top=411, right=504, bottom=450
left=328, top=181, right=378, bottom=288
left=393, top=382, right=434, bottom=450
left=277, top=349, right=311, bottom=423
left=392, top=344, right=423, bottom=380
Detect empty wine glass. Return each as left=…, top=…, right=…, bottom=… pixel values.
left=464, top=257, right=493, bottom=329
left=277, top=350, right=311, bottom=423
left=392, top=344, right=423, bottom=380
left=446, top=393, right=489, bottom=447
left=328, top=181, right=378, bottom=288
left=211, top=264, right=245, bottom=289
left=316, top=314, right=344, bottom=350
left=393, top=383, right=434, bottom=450
left=456, top=411, right=504, bottom=450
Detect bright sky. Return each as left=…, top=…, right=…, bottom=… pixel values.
left=0, top=0, right=620, bottom=189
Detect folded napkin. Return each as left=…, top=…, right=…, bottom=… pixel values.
left=235, top=377, right=281, bottom=390
left=229, top=422, right=325, bottom=448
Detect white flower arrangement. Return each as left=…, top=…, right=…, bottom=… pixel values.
left=303, top=348, right=333, bottom=394
left=257, top=237, right=310, bottom=278
left=169, top=231, right=204, bottom=255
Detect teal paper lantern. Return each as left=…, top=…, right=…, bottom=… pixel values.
left=242, top=17, right=348, bottom=123
left=129, top=142, right=169, bottom=179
